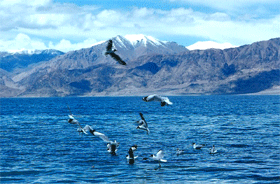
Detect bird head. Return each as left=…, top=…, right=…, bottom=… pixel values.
left=142, top=97, right=148, bottom=101
left=131, top=145, right=137, bottom=151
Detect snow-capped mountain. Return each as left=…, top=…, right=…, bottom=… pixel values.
left=0, top=49, right=64, bottom=72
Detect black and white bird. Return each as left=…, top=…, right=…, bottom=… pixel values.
left=83, top=125, right=119, bottom=155
left=126, top=145, right=138, bottom=164
left=68, top=114, right=87, bottom=135
left=150, top=150, right=167, bottom=165
left=105, top=39, right=126, bottom=65
left=209, top=145, right=217, bottom=154
left=136, top=113, right=150, bottom=134
left=142, top=94, right=173, bottom=106
left=192, top=143, right=205, bottom=150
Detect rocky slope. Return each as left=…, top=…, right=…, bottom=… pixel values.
left=0, top=36, right=279, bottom=97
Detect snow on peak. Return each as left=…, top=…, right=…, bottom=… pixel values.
left=124, top=34, right=163, bottom=47
left=187, top=41, right=236, bottom=50
left=8, top=49, right=63, bottom=55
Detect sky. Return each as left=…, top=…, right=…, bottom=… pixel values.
left=1, top=0, right=279, bottom=52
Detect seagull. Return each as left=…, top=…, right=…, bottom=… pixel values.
left=176, top=148, right=185, bottom=156
left=142, top=94, right=173, bottom=106
left=150, top=150, right=167, bottom=166
left=192, top=143, right=205, bottom=150
left=126, top=145, right=138, bottom=164
left=209, top=145, right=217, bottom=154
left=136, top=113, right=150, bottom=134
left=83, top=125, right=119, bottom=155
left=105, top=39, right=126, bottom=65
left=68, top=114, right=87, bottom=135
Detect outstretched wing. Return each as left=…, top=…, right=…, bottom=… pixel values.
left=106, top=39, right=113, bottom=51
left=94, top=131, right=111, bottom=142
left=139, top=113, right=145, bottom=121
left=83, top=125, right=93, bottom=132
left=162, top=97, right=173, bottom=105
left=110, top=53, right=126, bottom=65
left=67, top=105, right=72, bottom=115
left=156, top=150, right=164, bottom=160
left=68, top=115, right=82, bottom=128
left=147, top=94, right=162, bottom=102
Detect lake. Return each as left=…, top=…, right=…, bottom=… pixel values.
left=1, top=95, right=279, bottom=183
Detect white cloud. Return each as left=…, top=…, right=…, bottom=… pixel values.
left=169, top=0, right=280, bottom=12
left=187, top=41, right=236, bottom=50
left=0, top=33, right=97, bottom=53
left=0, top=1, right=279, bottom=52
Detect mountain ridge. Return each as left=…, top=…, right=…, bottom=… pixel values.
left=0, top=36, right=279, bottom=97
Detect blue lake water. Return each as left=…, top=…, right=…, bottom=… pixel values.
left=1, top=95, right=280, bottom=183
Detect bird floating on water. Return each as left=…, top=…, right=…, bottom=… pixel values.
left=209, top=145, right=217, bottom=154
left=136, top=113, right=150, bottom=134
left=105, top=39, right=126, bottom=65
left=126, top=145, right=138, bottom=164
left=176, top=148, right=185, bottom=156
left=142, top=94, right=173, bottom=106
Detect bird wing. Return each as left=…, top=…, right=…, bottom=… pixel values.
left=139, top=113, right=145, bottom=121
left=156, top=150, right=164, bottom=160
left=94, top=131, right=111, bottom=142
left=83, top=125, right=93, bottom=132
left=162, top=97, right=173, bottom=105
left=68, top=114, right=75, bottom=120
left=159, top=159, right=167, bottom=162
left=136, top=120, right=144, bottom=124
left=109, top=52, right=126, bottom=65
left=148, top=94, right=162, bottom=102
left=139, top=113, right=148, bottom=126
left=67, top=105, right=73, bottom=115
left=106, top=39, right=113, bottom=51
left=68, top=115, right=82, bottom=128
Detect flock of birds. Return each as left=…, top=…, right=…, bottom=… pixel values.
left=67, top=39, right=217, bottom=168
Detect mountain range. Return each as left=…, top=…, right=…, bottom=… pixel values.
left=0, top=35, right=279, bottom=97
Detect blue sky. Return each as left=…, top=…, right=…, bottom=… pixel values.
left=1, top=0, right=279, bottom=52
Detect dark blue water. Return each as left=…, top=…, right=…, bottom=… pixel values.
left=1, top=96, right=280, bottom=183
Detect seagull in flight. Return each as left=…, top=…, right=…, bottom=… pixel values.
left=192, top=143, right=205, bottom=149
left=126, top=145, right=138, bottom=164
left=67, top=107, right=87, bottom=135
left=150, top=150, right=167, bottom=167
left=136, top=113, right=150, bottom=134
left=142, top=94, right=173, bottom=106
left=105, top=39, right=126, bottom=65
left=84, top=125, right=119, bottom=155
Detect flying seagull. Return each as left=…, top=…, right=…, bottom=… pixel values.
left=67, top=108, right=87, bottom=135
left=126, top=145, right=138, bottom=164
left=87, top=126, right=119, bottom=155
left=105, top=39, right=126, bottom=65
left=142, top=94, right=173, bottom=106
left=136, top=113, right=150, bottom=134
left=150, top=150, right=167, bottom=167
left=192, top=143, right=205, bottom=150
